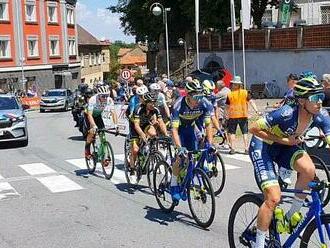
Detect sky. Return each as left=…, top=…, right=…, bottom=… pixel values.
left=76, top=0, right=135, bottom=43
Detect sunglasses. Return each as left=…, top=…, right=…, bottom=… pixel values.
left=99, top=94, right=108, bottom=98
left=190, top=93, right=204, bottom=100
left=307, top=93, right=325, bottom=103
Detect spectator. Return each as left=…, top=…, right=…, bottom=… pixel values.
left=322, top=74, right=330, bottom=107
left=273, top=73, right=299, bottom=108
left=136, top=79, right=144, bottom=87
left=226, top=76, right=260, bottom=154
left=215, top=80, right=231, bottom=125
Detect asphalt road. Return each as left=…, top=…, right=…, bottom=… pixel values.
left=0, top=111, right=328, bottom=248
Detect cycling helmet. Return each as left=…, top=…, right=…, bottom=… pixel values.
left=143, top=92, right=158, bottom=102
left=149, top=83, right=161, bottom=91
left=84, top=88, right=94, bottom=97
left=202, top=80, right=215, bottom=95
left=294, top=77, right=324, bottom=98
left=299, top=71, right=317, bottom=80
left=167, top=79, right=174, bottom=88
left=136, top=85, right=149, bottom=96
left=185, top=79, right=203, bottom=93
left=96, top=85, right=110, bottom=94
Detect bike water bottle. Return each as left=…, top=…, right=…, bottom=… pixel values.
left=290, top=212, right=302, bottom=229
left=274, top=207, right=287, bottom=234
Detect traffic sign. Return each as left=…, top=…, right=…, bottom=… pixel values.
left=121, top=69, right=131, bottom=80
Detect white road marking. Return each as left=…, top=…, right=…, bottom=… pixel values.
left=221, top=153, right=251, bottom=163
left=65, top=158, right=86, bottom=169
left=0, top=182, right=20, bottom=200
left=225, top=164, right=241, bottom=170
left=37, top=175, right=83, bottom=193
left=18, top=163, right=57, bottom=175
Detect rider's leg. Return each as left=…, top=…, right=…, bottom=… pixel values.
left=287, top=152, right=315, bottom=219
left=145, top=125, right=157, bottom=138
left=130, top=140, right=139, bottom=170
left=85, top=131, right=95, bottom=156
left=256, top=185, right=281, bottom=248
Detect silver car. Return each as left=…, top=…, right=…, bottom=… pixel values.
left=40, top=89, right=74, bottom=112
left=0, top=94, right=28, bottom=146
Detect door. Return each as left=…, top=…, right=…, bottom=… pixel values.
left=55, top=75, right=63, bottom=89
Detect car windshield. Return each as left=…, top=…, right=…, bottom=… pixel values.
left=0, top=97, right=19, bottom=110
left=45, top=91, right=66, bottom=97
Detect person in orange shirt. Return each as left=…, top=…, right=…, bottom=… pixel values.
left=226, top=76, right=260, bottom=154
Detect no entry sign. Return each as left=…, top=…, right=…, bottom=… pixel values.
left=121, top=69, right=131, bottom=80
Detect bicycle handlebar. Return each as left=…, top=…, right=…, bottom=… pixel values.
left=308, top=180, right=330, bottom=191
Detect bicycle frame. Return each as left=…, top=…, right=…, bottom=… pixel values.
left=275, top=188, right=330, bottom=247
left=95, top=131, right=107, bottom=161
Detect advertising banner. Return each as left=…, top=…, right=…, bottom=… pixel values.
left=21, top=97, right=41, bottom=110
left=102, top=103, right=129, bottom=135
left=278, top=0, right=294, bottom=27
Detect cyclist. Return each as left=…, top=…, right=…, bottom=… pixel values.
left=126, top=85, right=149, bottom=119
left=170, top=79, right=214, bottom=201
left=248, top=77, right=330, bottom=248
left=85, top=85, right=119, bottom=158
left=129, top=92, right=168, bottom=179
left=149, top=82, right=171, bottom=122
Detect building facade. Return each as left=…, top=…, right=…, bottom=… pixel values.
left=0, top=0, right=80, bottom=95
left=118, top=45, right=148, bottom=74
left=264, top=0, right=330, bottom=26
left=78, top=25, right=110, bottom=87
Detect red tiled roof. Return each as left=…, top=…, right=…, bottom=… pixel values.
left=118, top=48, right=132, bottom=57
left=77, top=24, right=101, bottom=46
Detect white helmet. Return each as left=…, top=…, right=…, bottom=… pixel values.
left=97, top=85, right=110, bottom=94
left=136, top=85, right=148, bottom=96
left=149, top=83, right=161, bottom=91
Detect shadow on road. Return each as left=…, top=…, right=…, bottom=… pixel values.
left=143, top=205, right=209, bottom=230
left=115, top=182, right=154, bottom=196
left=68, top=135, right=85, bottom=141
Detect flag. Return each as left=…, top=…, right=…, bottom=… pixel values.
left=241, top=0, right=251, bottom=30
left=230, top=0, right=236, bottom=31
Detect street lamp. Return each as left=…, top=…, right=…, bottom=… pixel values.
left=178, top=38, right=188, bottom=77
left=150, top=2, right=171, bottom=79
left=19, top=57, right=27, bottom=92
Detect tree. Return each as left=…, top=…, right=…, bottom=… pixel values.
left=251, top=0, right=280, bottom=28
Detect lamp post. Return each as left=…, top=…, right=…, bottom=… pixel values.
left=150, top=3, right=171, bottom=79
left=20, top=57, right=27, bottom=92
left=178, top=38, right=188, bottom=77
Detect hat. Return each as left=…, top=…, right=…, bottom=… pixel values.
left=322, top=74, right=330, bottom=83
left=230, top=76, right=243, bottom=84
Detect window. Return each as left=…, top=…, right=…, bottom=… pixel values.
left=72, top=72, right=78, bottom=80
left=102, top=53, right=106, bottom=63
left=27, top=36, right=38, bottom=57
left=68, top=38, right=76, bottom=56
left=66, top=7, right=74, bottom=25
left=80, top=53, right=84, bottom=67
left=321, top=6, right=330, bottom=24
left=0, top=1, right=9, bottom=21
left=0, top=36, right=10, bottom=59
left=47, top=3, right=57, bottom=23
left=49, top=36, right=59, bottom=56
left=25, top=1, right=36, bottom=22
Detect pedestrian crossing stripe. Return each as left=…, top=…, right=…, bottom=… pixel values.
left=0, top=182, right=20, bottom=200
left=221, top=153, right=251, bottom=163
left=37, top=175, right=83, bottom=193
left=19, top=163, right=57, bottom=175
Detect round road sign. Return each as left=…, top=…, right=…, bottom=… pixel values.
left=121, top=69, right=131, bottom=80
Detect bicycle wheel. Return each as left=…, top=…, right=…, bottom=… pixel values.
left=207, top=152, right=226, bottom=196
left=188, top=167, right=216, bottom=228
left=85, top=142, right=97, bottom=173
left=147, top=151, right=164, bottom=192
left=123, top=137, right=131, bottom=184
left=153, top=160, right=175, bottom=213
left=101, top=142, right=115, bottom=180
left=228, top=194, right=264, bottom=248
left=300, top=214, right=330, bottom=248
left=310, top=155, right=330, bottom=207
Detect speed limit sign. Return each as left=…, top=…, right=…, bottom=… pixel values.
left=121, top=69, right=131, bottom=80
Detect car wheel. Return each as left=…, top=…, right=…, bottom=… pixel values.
left=40, top=109, right=45, bottom=113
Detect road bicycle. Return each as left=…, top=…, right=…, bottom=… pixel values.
left=123, top=136, right=166, bottom=189
left=153, top=148, right=216, bottom=228
left=85, top=128, right=116, bottom=179
left=228, top=180, right=330, bottom=247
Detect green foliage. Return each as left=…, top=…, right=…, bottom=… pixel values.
left=108, top=0, right=280, bottom=43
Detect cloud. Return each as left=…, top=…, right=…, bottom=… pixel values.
left=76, top=2, right=134, bottom=43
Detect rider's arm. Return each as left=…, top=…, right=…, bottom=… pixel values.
left=171, top=98, right=182, bottom=147
left=158, top=117, right=168, bottom=136
left=133, top=108, right=147, bottom=141
left=172, top=127, right=181, bottom=148
left=87, top=97, right=97, bottom=129
left=164, top=103, right=171, bottom=119
left=87, top=112, right=96, bottom=129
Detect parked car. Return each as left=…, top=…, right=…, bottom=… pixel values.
left=40, top=89, right=74, bottom=112
left=0, top=94, right=29, bottom=146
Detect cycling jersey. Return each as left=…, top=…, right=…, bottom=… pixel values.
left=133, top=104, right=162, bottom=130
left=172, top=97, right=211, bottom=150
left=87, top=95, right=115, bottom=117
left=127, top=95, right=140, bottom=119
left=249, top=104, right=330, bottom=191
left=157, top=92, right=167, bottom=108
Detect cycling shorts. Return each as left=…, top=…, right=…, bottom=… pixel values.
left=248, top=136, right=305, bottom=191
left=179, top=126, right=198, bottom=151
left=129, top=121, right=152, bottom=145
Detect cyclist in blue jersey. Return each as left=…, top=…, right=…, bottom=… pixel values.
left=248, top=77, right=330, bottom=248
left=170, top=79, right=214, bottom=201
left=126, top=85, right=148, bottom=119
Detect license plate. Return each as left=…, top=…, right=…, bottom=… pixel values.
left=0, top=130, right=4, bottom=136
